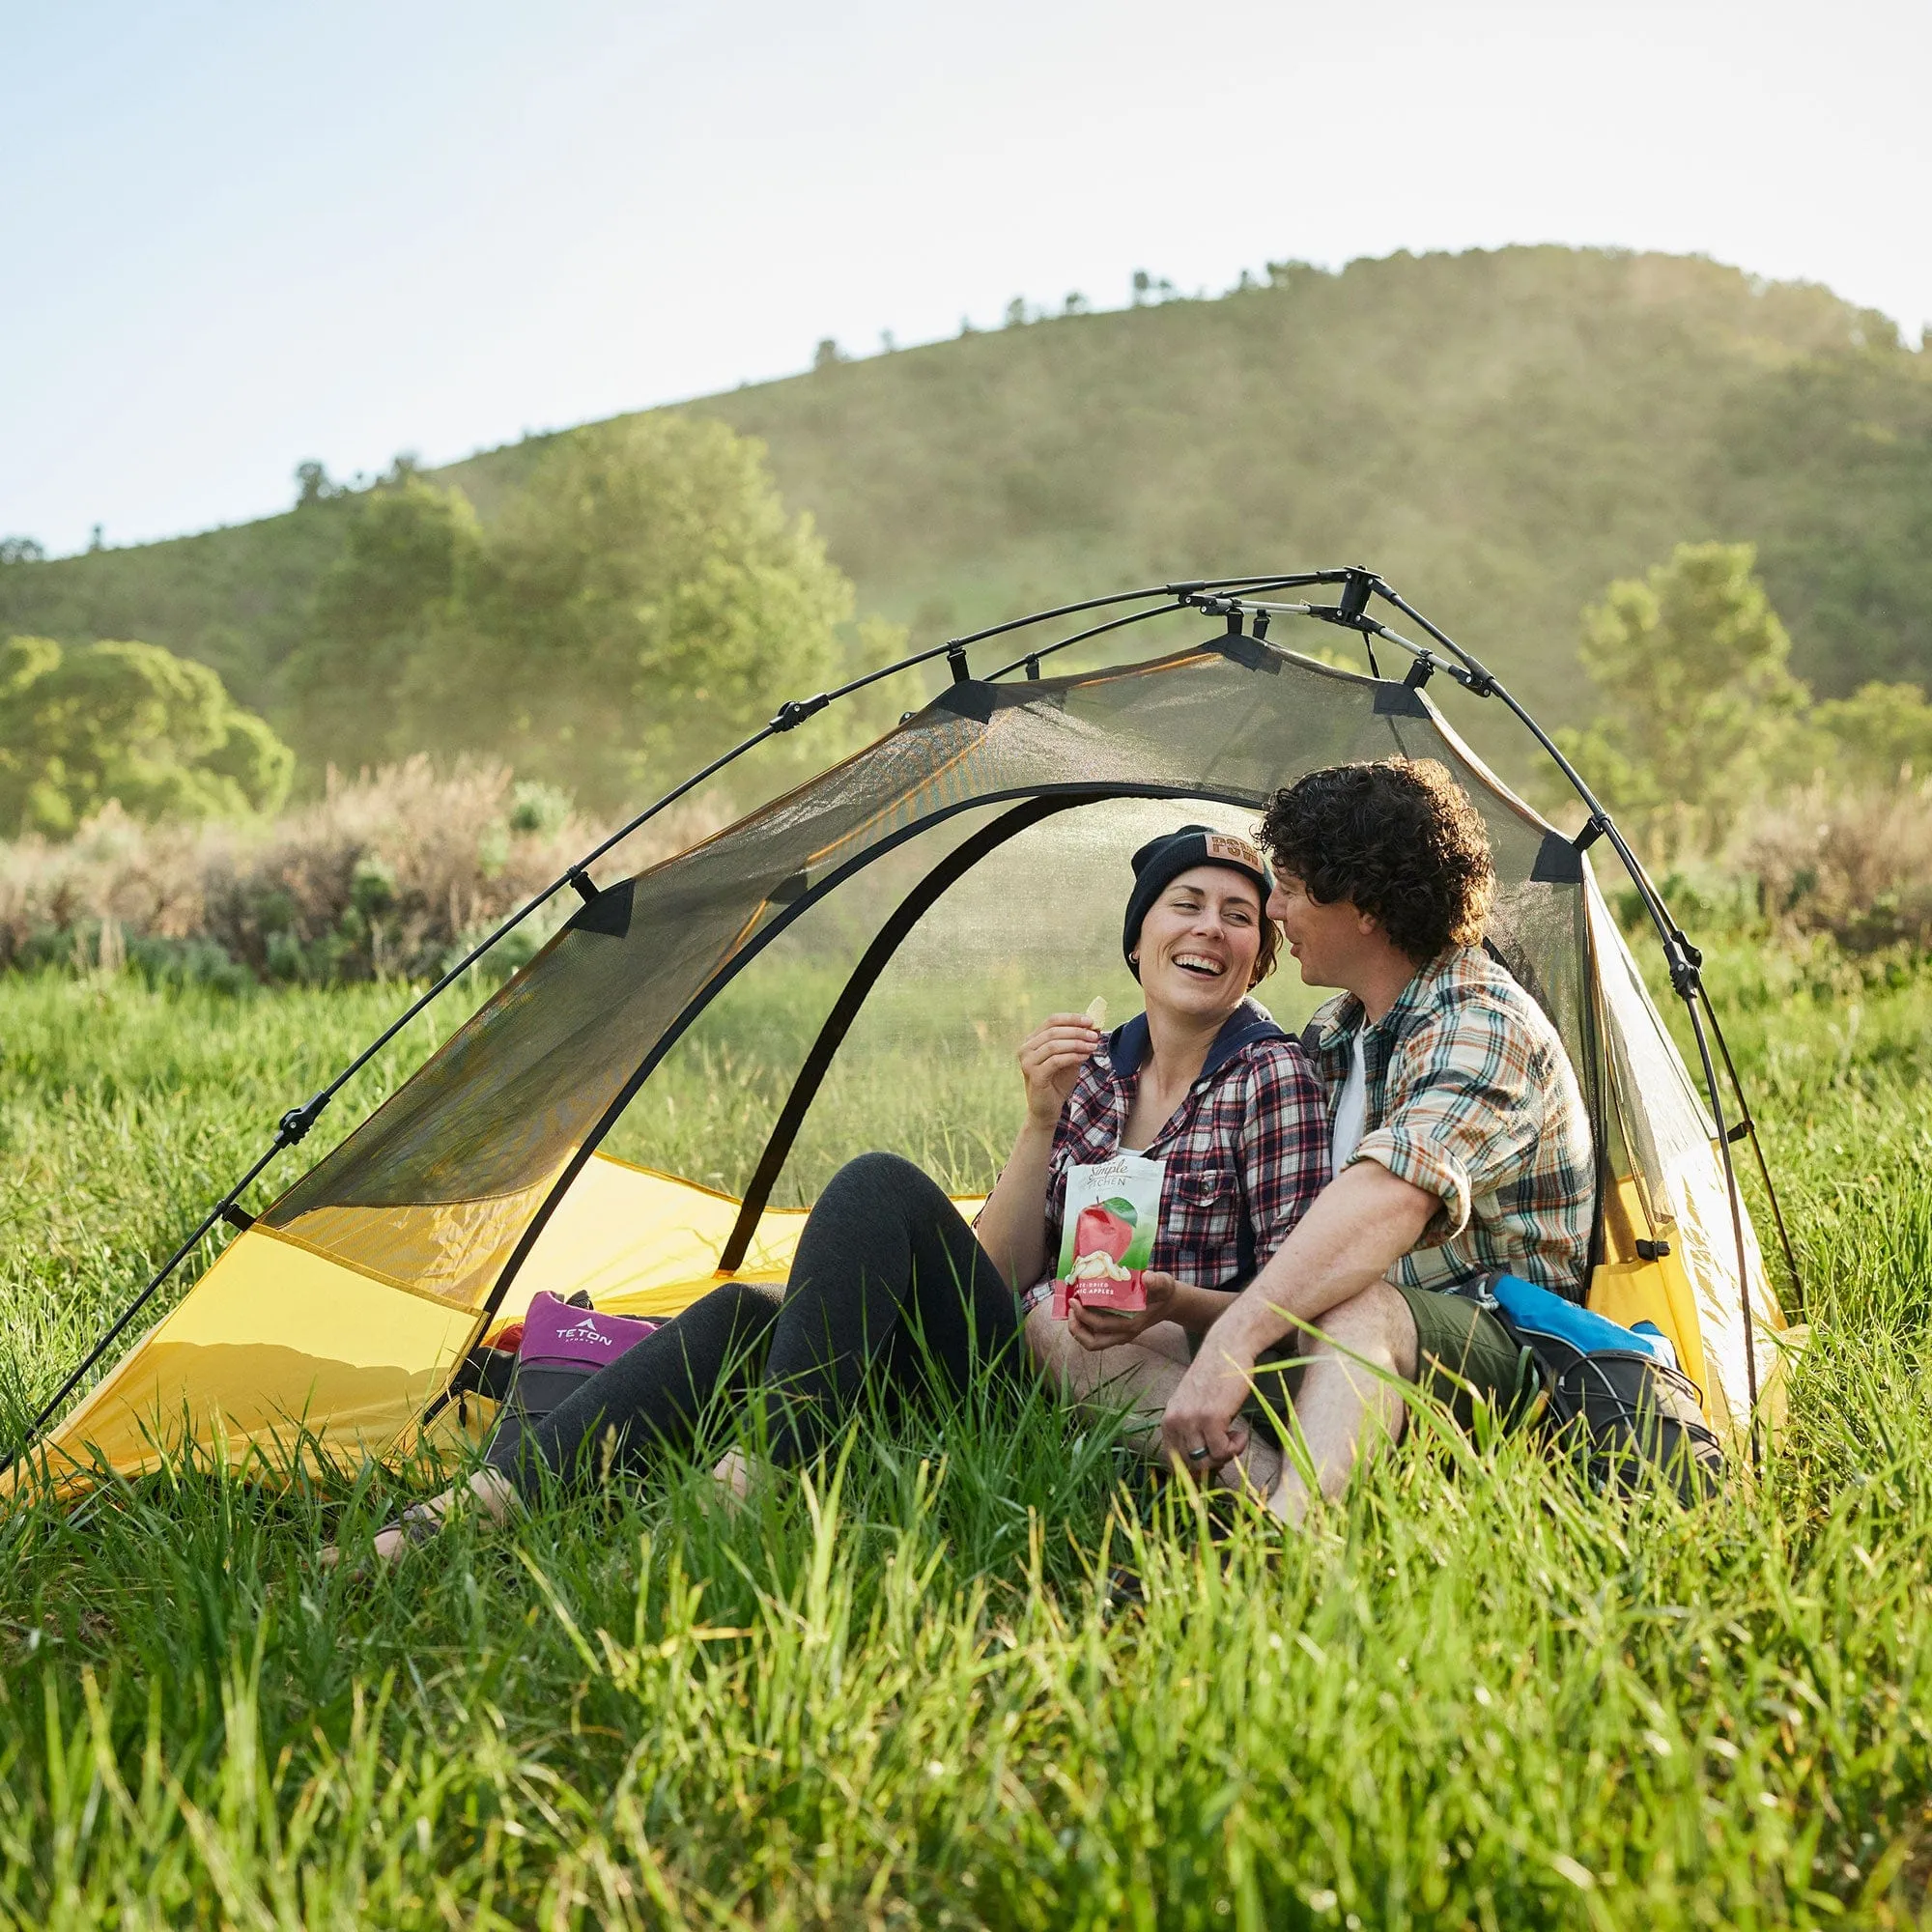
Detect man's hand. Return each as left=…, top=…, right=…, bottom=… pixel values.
left=1160, top=1327, right=1259, bottom=1475
left=1065, top=1268, right=1180, bottom=1351
left=1154, top=1160, right=1437, bottom=1476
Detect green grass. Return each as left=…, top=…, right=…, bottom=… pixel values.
left=1, top=944, right=1931, bottom=1928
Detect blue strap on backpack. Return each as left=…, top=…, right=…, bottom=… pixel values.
left=1485, top=1273, right=1676, bottom=1367
left=1459, top=1271, right=1722, bottom=1502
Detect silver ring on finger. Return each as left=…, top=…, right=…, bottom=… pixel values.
left=1186, top=1444, right=1211, bottom=1463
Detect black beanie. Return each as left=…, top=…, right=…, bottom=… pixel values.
left=1122, top=825, right=1273, bottom=979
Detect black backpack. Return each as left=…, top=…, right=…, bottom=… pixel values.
left=1457, top=1275, right=1727, bottom=1505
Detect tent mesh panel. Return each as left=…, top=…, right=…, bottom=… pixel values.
left=265, top=640, right=1597, bottom=1307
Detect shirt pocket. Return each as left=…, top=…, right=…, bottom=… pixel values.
left=1168, top=1165, right=1240, bottom=1258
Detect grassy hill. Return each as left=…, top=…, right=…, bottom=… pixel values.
left=5, top=245, right=1929, bottom=779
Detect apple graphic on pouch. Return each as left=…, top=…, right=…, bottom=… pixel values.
left=1074, top=1199, right=1137, bottom=1264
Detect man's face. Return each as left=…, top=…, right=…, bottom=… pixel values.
left=1265, top=871, right=1368, bottom=990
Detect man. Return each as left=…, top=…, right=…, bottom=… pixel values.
left=1159, top=757, right=1595, bottom=1522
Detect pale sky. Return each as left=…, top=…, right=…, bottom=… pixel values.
left=5, top=0, right=1927, bottom=558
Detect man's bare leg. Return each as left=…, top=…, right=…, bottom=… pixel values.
left=1025, top=1306, right=1285, bottom=1496
left=1266, top=1281, right=1417, bottom=1526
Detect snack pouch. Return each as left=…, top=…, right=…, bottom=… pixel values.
left=1051, top=1151, right=1165, bottom=1317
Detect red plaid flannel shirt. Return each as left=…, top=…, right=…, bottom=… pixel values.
left=1020, top=1000, right=1331, bottom=1312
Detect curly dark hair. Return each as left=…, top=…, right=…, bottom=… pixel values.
left=1250, top=911, right=1282, bottom=988
left=1260, top=759, right=1494, bottom=965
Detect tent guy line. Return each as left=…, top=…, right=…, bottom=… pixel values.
left=0, top=568, right=1800, bottom=1485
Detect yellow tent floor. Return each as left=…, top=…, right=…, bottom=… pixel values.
left=12, top=1154, right=980, bottom=1491
left=11, top=1149, right=1798, bottom=1496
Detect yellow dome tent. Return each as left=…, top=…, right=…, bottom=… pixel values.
left=1, top=571, right=1803, bottom=1497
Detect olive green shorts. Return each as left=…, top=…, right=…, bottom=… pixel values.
left=1241, top=1285, right=1533, bottom=1443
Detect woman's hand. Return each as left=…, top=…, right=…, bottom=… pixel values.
left=979, top=1014, right=1097, bottom=1292
left=1065, top=1268, right=1181, bottom=1350
left=1017, top=1013, right=1101, bottom=1128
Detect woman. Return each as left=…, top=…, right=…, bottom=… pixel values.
left=334, top=823, right=1328, bottom=1561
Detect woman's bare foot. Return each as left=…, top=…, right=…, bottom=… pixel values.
left=1264, top=1466, right=1313, bottom=1528
left=709, top=1447, right=758, bottom=1505
left=320, top=1467, right=519, bottom=1569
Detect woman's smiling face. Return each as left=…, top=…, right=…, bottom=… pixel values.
left=1133, top=865, right=1264, bottom=1023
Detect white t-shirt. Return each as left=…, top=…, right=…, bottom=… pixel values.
left=1329, top=1029, right=1369, bottom=1179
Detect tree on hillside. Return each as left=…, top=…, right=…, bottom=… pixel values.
left=0, top=635, right=294, bottom=838
left=282, top=473, right=483, bottom=771
left=1803, top=681, right=1932, bottom=787
left=395, top=415, right=853, bottom=808
left=294, top=459, right=348, bottom=506
left=1554, top=542, right=1807, bottom=854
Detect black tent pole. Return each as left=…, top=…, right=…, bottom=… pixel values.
left=10, top=564, right=1792, bottom=1479
left=980, top=576, right=1340, bottom=682
left=1695, top=986, right=1805, bottom=1315
left=985, top=600, right=1228, bottom=680
left=1, top=582, right=1227, bottom=1476
left=1362, top=579, right=1774, bottom=1463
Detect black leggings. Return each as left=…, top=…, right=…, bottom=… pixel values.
left=484, top=1151, right=1024, bottom=1499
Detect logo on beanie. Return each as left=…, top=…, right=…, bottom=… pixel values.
left=1205, top=833, right=1263, bottom=870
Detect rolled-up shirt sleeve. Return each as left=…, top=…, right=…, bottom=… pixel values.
left=1344, top=995, right=1542, bottom=1247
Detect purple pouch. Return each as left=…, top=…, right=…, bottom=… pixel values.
left=488, top=1293, right=661, bottom=1473
left=518, top=1292, right=660, bottom=1369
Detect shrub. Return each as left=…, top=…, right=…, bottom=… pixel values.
left=0, top=759, right=721, bottom=986
left=1553, top=543, right=1807, bottom=859
left=0, top=635, right=293, bottom=838
left=1732, top=779, right=1932, bottom=952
